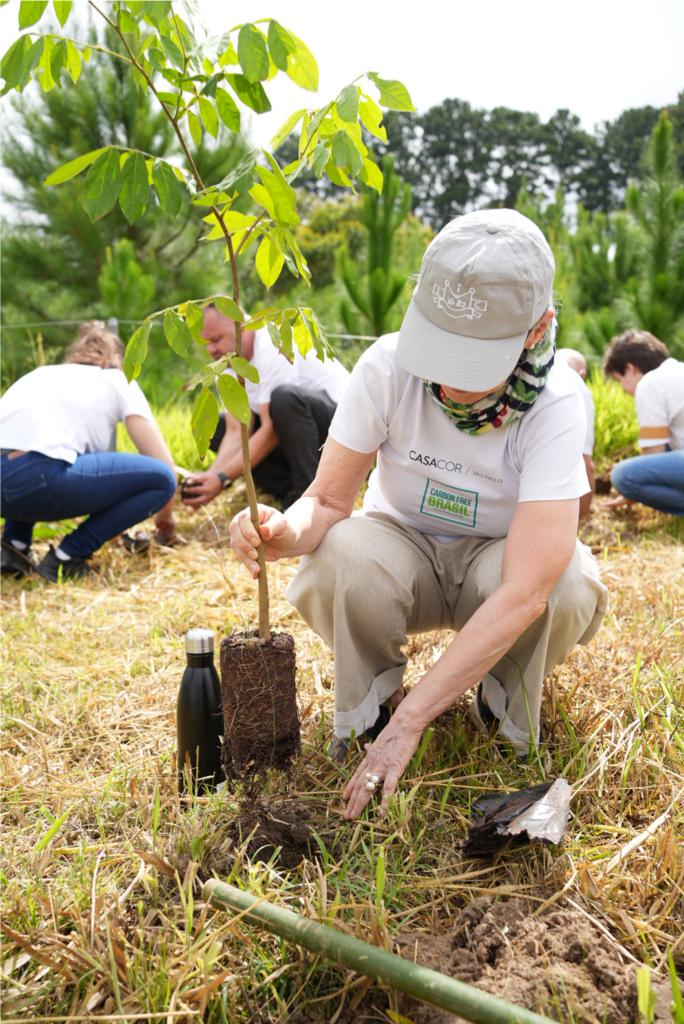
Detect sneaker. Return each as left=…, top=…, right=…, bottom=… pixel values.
left=469, top=682, right=498, bottom=735
left=326, top=704, right=392, bottom=765
left=35, top=546, right=95, bottom=582
left=0, top=540, right=34, bottom=578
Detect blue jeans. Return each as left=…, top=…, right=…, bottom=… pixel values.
left=611, top=450, right=684, bottom=516
left=1, top=451, right=176, bottom=557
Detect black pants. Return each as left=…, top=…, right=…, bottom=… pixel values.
left=210, top=385, right=337, bottom=508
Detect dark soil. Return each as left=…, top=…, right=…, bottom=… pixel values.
left=220, top=630, right=300, bottom=773
left=196, top=798, right=343, bottom=874
left=396, top=896, right=637, bottom=1024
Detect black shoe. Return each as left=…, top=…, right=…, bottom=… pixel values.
left=326, top=704, right=392, bottom=765
left=35, top=546, right=94, bottom=582
left=469, top=682, right=497, bottom=734
left=1, top=540, right=34, bottom=578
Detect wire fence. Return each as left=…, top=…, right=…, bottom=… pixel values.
left=0, top=318, right=378, bottom=342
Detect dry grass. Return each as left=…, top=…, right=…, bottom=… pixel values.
left=1, top=491, right=682, bottom=1023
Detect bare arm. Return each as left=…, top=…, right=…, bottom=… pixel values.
left=229, top=439, right=377, bottom=576
left=344, top=497, right=580, bottom=818
left=579, top=454, right=595, bottom=518
left=182, top=404, right=281, bottom=508
left=124, top=414, right=177, bottom=530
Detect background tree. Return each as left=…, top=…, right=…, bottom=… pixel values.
left=618, top=112, right=684, bottom=354
left=1, top=25, right=248, bottom=393
left=338, top=155, right=412, bottom=337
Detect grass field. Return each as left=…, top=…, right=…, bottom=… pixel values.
left=1, top=475, right=682, bottom=1023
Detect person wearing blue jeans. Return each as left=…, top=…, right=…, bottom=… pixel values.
left=604, top=330, right=684, bottom=517
left=610, top=451, right=684, bottom=515
left=0, top=322, right=178, bottom=581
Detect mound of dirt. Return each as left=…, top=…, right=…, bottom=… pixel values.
left=396, top=896, right=637, bottom=1024
left=226, top=798, right=342, bottom=870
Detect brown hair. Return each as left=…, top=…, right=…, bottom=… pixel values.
left=603, top=330, right=669, bottom=376
left=64, top=321, right=124, bottom=369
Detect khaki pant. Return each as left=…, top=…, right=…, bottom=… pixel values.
left=287, top=512, right=608, bottom=752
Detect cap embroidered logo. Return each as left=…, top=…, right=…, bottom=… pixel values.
left=433, top=280, right=488, bottom=321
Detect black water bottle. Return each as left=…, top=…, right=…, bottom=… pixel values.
left=177, top=628, right=224, bottom=794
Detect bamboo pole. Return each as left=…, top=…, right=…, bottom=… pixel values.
left=202, top=880, right=555, bottom=1024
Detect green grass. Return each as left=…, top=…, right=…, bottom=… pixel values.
left=588, top=369, right=640, bottom=473
left=1, top=498, right=682, bottom=1022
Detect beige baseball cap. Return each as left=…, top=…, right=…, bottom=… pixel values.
left=396, top=209, right=555, bottom=390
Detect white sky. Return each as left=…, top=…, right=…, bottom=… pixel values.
left=196, top=0, right=683, bottom=146
left=0, top=0, right=682, bottom=150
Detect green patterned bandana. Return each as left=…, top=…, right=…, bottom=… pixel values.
left=424, top=329, right=556, bottom=435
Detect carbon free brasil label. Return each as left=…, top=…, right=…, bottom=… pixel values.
left=419, top=478, right=479, bottom=529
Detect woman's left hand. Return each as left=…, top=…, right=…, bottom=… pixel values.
left=342, top=714, right=424, bottom=819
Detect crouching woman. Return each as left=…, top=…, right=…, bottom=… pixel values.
left=229, top=210, right=609, bottom=819
left=1, top=322, right=177, bottom=581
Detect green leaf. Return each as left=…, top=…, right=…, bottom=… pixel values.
left=228, top=355, right=259, bottom=383
left=159, top=33, right=184, bottom=70
left=226, top=74, right=271, bottom=114
left=213, top=296, right=244, bottom=321
left=636, top=966, right=655, bottom=1023
left=45, top=147, right=106, bottom=186
left=255, top=235, right=284, bottom=288
left=19, top=0, right=47, bottom=29
left=367, top=72, right=415, bottom=112
left=331, top=131, right=363, bottom=176
left=360, top=156, right=383, bottom=193
left=119, top=151, right=148, bottom=223
left=123, top=321, right=151, bottom=381
left=218, top=41, right=238, bottom=67
left=163, top=309, right=193, bottom=357
left=270, top=107, right=305, bottom=152
left=1, top=35, right=30, bottom=94
left=336, top=84, right=359, bottom=123
left=215, top=87, right=240, bottom=131
left=64, top=39, right=81, bottom=82
left=191, top=387, right=219, bottom=459
left=216, top=374, right=250, bottom=425
left=358, top=93, right=387, bottom=141
left=49, top=37, right=66, bottom=84
left=286, top=32, right=318, bottom=91
left=53, top=0, right=72, bottom=26
left=186, top=109, right=202, bottom=146
left=82, top=148, right=121, bottom=222
left=237, top=23, right=269, bottom=83
left=152, top=159, right=185, bottom=216
left=35, top=808, right=70, bottom=853
left=198, top=95, right=218, bottom=138
left=256, top=153, right=299, bottom=225
left=182, top=301, right=203, bottom=342
left=267, top=20, right=296, bottom=71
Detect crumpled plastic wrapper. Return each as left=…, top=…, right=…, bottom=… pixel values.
left=463, top=778, right=572, bottom=857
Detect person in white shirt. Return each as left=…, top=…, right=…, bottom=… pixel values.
left=604, top=330, right=684, bottom=516
left=229, top=209, right=608, bottom=819
left=0, top=323, right=177, bottom=581
left=181, top=305, right=350, bottom=510
left=555, top=348, right=596, bottom=517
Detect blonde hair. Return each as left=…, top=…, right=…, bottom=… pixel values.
left=64, top=321, right=124, bottom=369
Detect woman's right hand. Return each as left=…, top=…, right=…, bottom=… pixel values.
left=228, top=503, right=296, bottom=577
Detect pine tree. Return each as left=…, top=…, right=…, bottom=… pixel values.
left=618, top=112, right=684, bottom=354
left=1, top=28, right=247, bottom=368
left=339, top=156, right=412, bottom=338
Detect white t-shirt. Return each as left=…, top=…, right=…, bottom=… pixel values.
left=329, top=335, right=588, bottom=542
left=236, top=329, right=350, bottom=414
left=635, top=358, right=684, bottom=450
left=554, top=364, right=595, bottom=456
left=0, top=363, right=153, bottom=464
